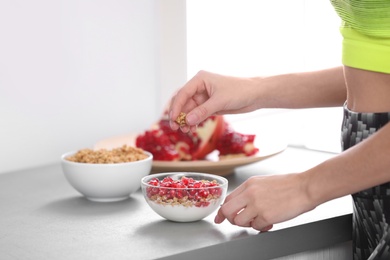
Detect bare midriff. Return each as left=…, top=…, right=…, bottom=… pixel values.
left=344, top=66, right=390, bottom=113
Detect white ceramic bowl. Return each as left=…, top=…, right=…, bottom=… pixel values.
left=141, top=172, right=228, bottom=222
left=61, top=151, right=153, bottom=202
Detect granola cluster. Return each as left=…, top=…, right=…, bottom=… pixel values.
left=175, top=112, right=187, bottom=127
left=66, top=145, right=149, bottom=164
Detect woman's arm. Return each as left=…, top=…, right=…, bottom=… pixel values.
left=169, top=67, right=347, bottom=129
left=215, top=122, right=390, bottom=231
left=255, top=66, right=347, bottom=109
left=306, top=121, right=390, bottom=205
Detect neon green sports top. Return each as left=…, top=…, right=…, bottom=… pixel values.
left=330, top=0, right=390, bottom=74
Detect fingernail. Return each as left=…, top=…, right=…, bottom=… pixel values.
left=186, top=113, right=197, bottom=125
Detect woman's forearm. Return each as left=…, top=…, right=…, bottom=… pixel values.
left=254, top=66, right=347, bottom=109
left=169, top=67, right=347, bottom=128
left=304, top=122, right=390, bottom=206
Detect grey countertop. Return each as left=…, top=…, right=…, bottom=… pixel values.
left=0, top=147, right=352, bottom=260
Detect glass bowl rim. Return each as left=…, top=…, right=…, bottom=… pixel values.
left=141, top=172, right=228, bottom=189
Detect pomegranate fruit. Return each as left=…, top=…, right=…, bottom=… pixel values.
left=191, top=115, right=225, bottom=160
left=216, top=123, right=259, bottom=157
left=135, top=129, right=180, bottom=161
left=136, top=115, right=259, bottom=161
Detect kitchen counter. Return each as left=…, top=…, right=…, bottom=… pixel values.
left=0, top=146, right=352, bottom=260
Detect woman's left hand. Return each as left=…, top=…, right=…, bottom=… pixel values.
left=214, top=173, right=316, bottom=231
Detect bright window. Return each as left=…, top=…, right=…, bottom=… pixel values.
left=186, top=0, right=343, bottom=153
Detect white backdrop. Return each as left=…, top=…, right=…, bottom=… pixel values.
left=0, top=0, right=187, bottom=174
left=186, top=0, right=344, bottom=153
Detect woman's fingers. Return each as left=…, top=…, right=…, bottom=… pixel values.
left=216, top=199, right=274, bottom=231
left=170, top=71, right=233, bottom=127
left=233, top=207, right=257, bottom=227
left=214, top=208, right=226, bottom=224
left=214, top=184, right=247, bottom=224
left=213, top=176, right=281, bottom=231
left=216, top=185, right=252, bottom=225
left=169, top=73, right=209, bottom=122
left=253, top=223, right=273, bottom=232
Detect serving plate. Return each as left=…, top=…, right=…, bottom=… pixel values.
left=95, top=132, right=286, bottom=176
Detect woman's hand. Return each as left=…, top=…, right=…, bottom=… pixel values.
left=169, top=68, right=347, bottom=132
left=169, top=70, right=260, bottom=132
left=214, top=173, right=316, bottom=232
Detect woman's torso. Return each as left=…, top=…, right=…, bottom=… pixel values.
left=331, top=0, right=390, bottom=111
left=344, top=66, right=390, bottom=113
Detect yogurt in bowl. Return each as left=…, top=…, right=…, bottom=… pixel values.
left=141, top=172, right=228, bottom=222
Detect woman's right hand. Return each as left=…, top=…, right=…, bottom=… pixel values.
left=168, top=70, right=260, bottom=132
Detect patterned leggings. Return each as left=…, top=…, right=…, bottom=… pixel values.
left=341, top=104, right=390, bottom=260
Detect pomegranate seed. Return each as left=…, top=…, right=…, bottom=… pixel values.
left=158, top=189, right=167, bottom=196
left=188, top=189, right=197, bottom=196
left=193, top=182, right=202, bottom=189
left=198, top=189, right=209, bottom=198
left=195, top=202, right=202, bottom=207
left=202, top=201, right=210, bottom=207
left=162, top=177, right=173, bottom=183
left=148, top=178, right=159, bottom=186
left=181, top=177, right=190, bottom=186
left=176, top=190, right=184, bottom=199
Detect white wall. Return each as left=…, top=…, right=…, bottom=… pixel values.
left=186, top=0, right=342, bottom=78
left=186, top=0, right=344, bottom=153
left=0, top=0, right=187, bottom=174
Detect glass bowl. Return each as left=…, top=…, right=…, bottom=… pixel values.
left=141, top=172, right=228, bottom=222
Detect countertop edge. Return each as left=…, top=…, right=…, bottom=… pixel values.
left=157, top=213, right=352, bottom=260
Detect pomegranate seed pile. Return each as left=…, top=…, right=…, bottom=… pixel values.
left=145, top=176, right=223, bottom=208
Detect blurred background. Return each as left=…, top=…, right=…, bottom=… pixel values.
left=0, top=0, right=186, bottom=173
left=0, top=0, right=343, bottom=174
